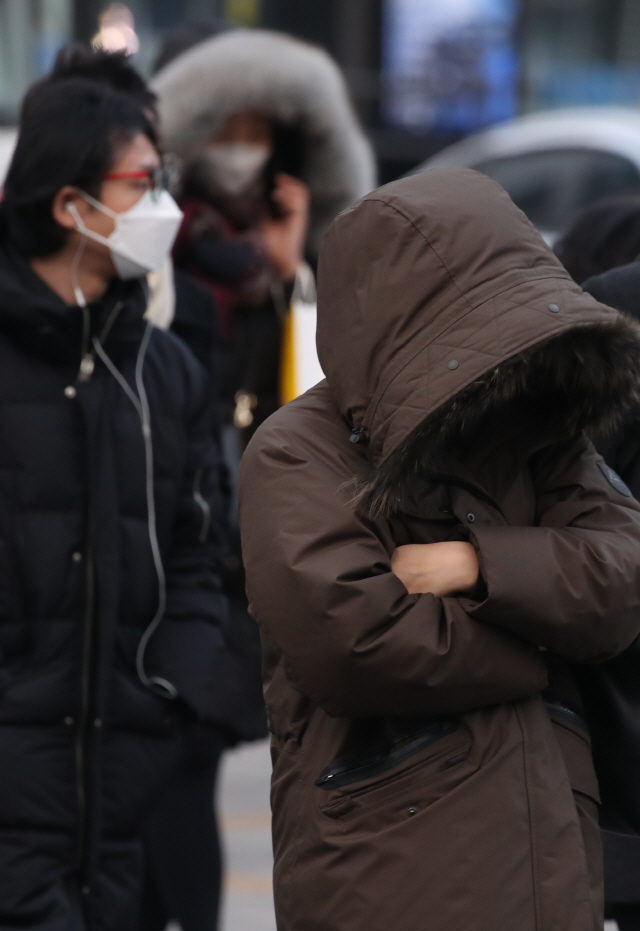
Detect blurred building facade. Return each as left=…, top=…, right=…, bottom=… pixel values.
left=2, top=0, right=640, bottom=178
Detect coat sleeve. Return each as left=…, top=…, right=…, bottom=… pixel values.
left=239, top=414, right=547, bottom=720
left=464, top=435, right=640, bottom=663
left=147, top=348, right=230, bottom=719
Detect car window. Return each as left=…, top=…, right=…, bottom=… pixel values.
left=577, top=150, right=640, bottom=209
left=472, top=150, right=579, bottom=229
left=472, top=148, right=640, bottom=232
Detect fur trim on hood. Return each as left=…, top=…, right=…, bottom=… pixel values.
left=316, top=169, right=640, bottom=519
left=152, top=30, right=377, bottom=252
left=350, top=316, right=640, bottom=518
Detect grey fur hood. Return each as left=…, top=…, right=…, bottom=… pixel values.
left=152, top=29, right=377, bottom=252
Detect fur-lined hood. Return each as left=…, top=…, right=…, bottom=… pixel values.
left=316, top=169, right=640, bottom=517
left=152, top=29, right=376, bottom=253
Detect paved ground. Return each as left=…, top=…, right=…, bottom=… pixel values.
left=219, top=740, right=276, bottom=931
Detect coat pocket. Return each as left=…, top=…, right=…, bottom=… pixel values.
left=315, top=721, right=458, bottom=791
left=545, top=702, right=600, bottom=803
left=316, top=722, right=473, bottom=822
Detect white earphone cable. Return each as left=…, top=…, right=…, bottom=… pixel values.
left=92, top=323, right=177, bottom=700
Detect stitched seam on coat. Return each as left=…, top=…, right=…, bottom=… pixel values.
left=360, top=198, right=476, bottom=439
left=359, top=199, right=580, bottom=456
left=515, top=702, right=542, bottom=931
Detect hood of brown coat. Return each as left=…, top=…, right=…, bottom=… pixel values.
left=316, top=168, right=640, bottom=515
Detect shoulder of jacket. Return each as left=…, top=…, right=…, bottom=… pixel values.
left=242, top=382, right=359, bottom=476
left=147, top=325, right=210, bottom=412
left=149, top=325, right=206, bottom=377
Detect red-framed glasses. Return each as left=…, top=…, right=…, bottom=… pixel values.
left=103, top=162, right=179, bottom=200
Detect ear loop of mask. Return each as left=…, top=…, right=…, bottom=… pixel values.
left=66, top=194, right=117, bottom=256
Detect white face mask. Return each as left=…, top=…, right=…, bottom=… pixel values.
left=203, top=143, right=270, bottom=196
left=68, top=188, right=184, bottom=280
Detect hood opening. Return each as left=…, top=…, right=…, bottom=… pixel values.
left=348, top=315, right=640, bottom=519
left=153, top=29, right=376, bottom=253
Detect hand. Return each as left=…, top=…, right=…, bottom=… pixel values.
left=260, top=174, right=310, bottom=282
left=391, top=542, right=480, bottom=597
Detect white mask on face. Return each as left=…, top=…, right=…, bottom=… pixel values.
left=203, top=143, right=270, bottom=196
left=68, top=188, right=184, bottom=280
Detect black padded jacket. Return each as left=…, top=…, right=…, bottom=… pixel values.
left=0, top=236, right=227, bottom=931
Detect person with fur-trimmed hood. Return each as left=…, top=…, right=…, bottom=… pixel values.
left=239, top=168, right=640, bottom=931
left=152, top=28, right=376, bottom=443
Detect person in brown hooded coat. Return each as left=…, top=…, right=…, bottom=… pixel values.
left=239, top=168, right=640, bottom=931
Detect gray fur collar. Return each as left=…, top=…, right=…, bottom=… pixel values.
left=152, top=30, right=377, bottom=252
left=350, top=316, right=640, bottom=518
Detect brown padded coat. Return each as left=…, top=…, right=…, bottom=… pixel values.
left=239, top=169, right=640, bottom=931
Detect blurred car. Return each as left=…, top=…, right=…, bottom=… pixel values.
left=412, top=107, right=640, bottom=241
left=0, top=128, right=16, bottom=189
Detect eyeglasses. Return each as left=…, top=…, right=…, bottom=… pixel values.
left=103, top=160, right=180, bottom=200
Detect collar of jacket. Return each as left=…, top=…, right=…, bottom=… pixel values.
left=0, top=235, right=148, bottom=370
left=316, top=169, right=640, bottom=519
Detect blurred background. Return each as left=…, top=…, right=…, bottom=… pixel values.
left=3, top=1, right=640, bottom=181
left=0, top=4, right=637, bottom=930
left=5, top=1, right=640, bottom=244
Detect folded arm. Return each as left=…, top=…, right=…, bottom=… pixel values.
left=239, top=411, right=546, bottom=720
left=462, top=436, right=640, bottom=662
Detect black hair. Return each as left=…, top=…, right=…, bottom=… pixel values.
left=21, top=45, right=157, bottom=119
left=554, top=196, right=640, bottom=285
left=3, top=75, right=157, bottom=258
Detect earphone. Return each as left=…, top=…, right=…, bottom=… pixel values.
left=65, top=201, right=88, bottom=308
left=93, top=319, right=178, bottom=701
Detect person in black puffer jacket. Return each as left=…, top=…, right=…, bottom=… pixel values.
left=578, top=261, right=640, bottom=931
left=0, top=71, right=228, bottom=930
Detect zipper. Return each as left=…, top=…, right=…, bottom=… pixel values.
left=75, top=519, right=95, bottom=876
left=315, top=721, right=457, bottom=791
left=71, top=299, right=126, bottom=886
left=192, top=468, right=211, bottom=544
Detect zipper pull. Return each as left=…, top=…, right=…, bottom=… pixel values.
left=317, top=772, right=335, bottom=786
left=349, top=427, right=367, bottom=444
left=78, top=354, right=95, bottom=382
